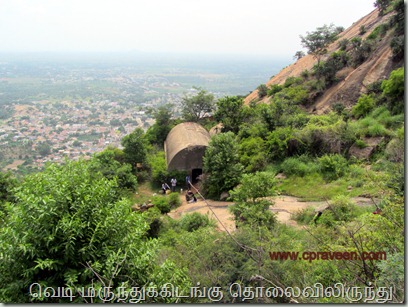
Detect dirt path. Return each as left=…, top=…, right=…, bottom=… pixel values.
left=271, top=196, right=325, bottom=227
left=169, top=194, right=328, bottom=231
left=168, top=198, right=236, bottom=232
left=168, top=194, right=376, bottom=231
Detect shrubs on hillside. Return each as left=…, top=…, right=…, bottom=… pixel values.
left=179, top=212, right=216, bottom=232
left=151, top=193, right=181, bottom=214
left=352, top=94, right=375, bottom=118
left=280, top=154, right=348, bottom=182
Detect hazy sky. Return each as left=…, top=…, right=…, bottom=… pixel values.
left=1, top=0, right=375, bottom=57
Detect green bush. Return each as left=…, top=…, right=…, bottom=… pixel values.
left=328, top=196, right=358, bottom=222
left=281, top=157, right=309, bottom=177
left=168, top=192, right=181, bottom=209
left=367, top=24, right=389, bottom=40
left=381, top=67, right=404, bottom=114
left=317, top=196, right=359, bottom=227
left=354, top=139, right=367, bottom=149
left=385, top=127, right=404, bottom=163
left=338, top=38, right=349, bottom=50
left=280, top=156, right=319, bottom=177
left=266, top=127, right=294, bottom=161
left=151, top=196, right=171, bottom=214
left=317, top=154, right=348, bottom=181
left=267, top=84, right=283, bottom=96
left=348, top=164, right=365, bottom=178
left=283, top=85, right=310, bottom=105
left=0, top=171, right=17, bottom=204
left=291, top=207, right=316, bottom=225
left=352, top=94, right=375, bottom=118
left=203, top=132, right=243, bottom=199
left=239, top=137, right=268, bottom=172
left=148, top=151, right=168, bottom=186
left=257, top=84, right=268, bottom=98
left=390, top=35, right=404, bottom=61
left=301, top=69, right=310, bottom=79
left=332, top=102, right=345, bottom=115
left=372, top=107, right=403, bottom=129
left=180, top=212, right=215, bottom=232
left=283, top=76, right=303, bottom=88
left=0, top=160, right=190, bottom=303
left=355, top=116, right=390, bottom=137
left=367, top=122, right=389, bottom=136
left=320, top=51, right=349, bottom=85
left=366, top=80, right=383, bottom=94
left=350, top=38, right=372, bottom=67
left=306, top=79, right=326, bottom=92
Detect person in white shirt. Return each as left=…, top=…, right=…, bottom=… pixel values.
left=170, top=178, right=177, bottom=192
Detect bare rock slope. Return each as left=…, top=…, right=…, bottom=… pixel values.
left=244, top=8, right=401, bottom=113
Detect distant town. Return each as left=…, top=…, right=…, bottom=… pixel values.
left=0, top=52, right=288, bottom=174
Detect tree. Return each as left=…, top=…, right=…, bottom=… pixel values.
left=293, top=50, right=305, bottom=60
left=181, top=88, right=215, bottom=123
left=121, top=128, right=148, bottom=167
left=0, top=171, right=17, bottom=205
left=214, top=96, right=245, bottom=134
left=229, top=172, right=276, bottom=229
left=300, top=24, right=341, bottom=79
left=0, top=160, right=191, bottom=303
left=145, top=104, right=174, bottom=146
left=257, top=84, right=268, bottom=99
left=239, top=137, right=268, bottom=172
left=381, top=67, right=404, bottom=114
left=374, top=0, right=391, bottom=15
left=203, top=132, right=243, bottom=199
left=90, top=148, right=137, bottom=191
left=147, top=151, right=168, bottom=186
left=37, top=142, right=51, bottom=156
left=349, top=37, right=372, bottom=67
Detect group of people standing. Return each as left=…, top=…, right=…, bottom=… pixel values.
left=161, top=178, right=177, bottom=194
left=161, top=175, right=197, bottom=202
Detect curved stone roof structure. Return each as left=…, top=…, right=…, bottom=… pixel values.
left=164, top=122, right=210, bottom=171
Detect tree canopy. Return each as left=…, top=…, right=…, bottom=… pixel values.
left=180, top=88, right=215, bottom=123
left=145, top=104, right=175, bottom=146
left=300, top=24, right=342, bottom=78
left=121, top=127, right=148, bottom=167
left=214, top=96, right=246, bottom=134
left=0, top=160, right=190, bottom=302
left=203, top=132, right=243, bottom=199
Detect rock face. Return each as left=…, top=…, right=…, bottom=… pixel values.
left=244, top=8, right=403, bottom=113
left=131, top=203, right=154, bottom=212
left=219, top=191, right=230, bottom=201
left=348, top=137, right=384, bottom=160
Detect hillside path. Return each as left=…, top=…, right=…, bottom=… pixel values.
left=168, top=194, right=376, bottom=231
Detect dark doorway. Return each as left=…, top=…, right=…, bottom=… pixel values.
left=192, top=168, right=202, bottom=183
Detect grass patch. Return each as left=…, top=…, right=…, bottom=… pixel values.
left=291, top=207, right=316, bottom=225
left=131, top=182, right=159, bottom=204
left=277, top=172, right=378, bottom=201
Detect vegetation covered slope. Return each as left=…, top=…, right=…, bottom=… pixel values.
left=0, top=0, right=404, bottom=303
left=245, top=4, right=404, bottom=115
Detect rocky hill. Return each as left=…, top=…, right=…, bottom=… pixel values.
left=244, top=7, right=404, bottom=114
